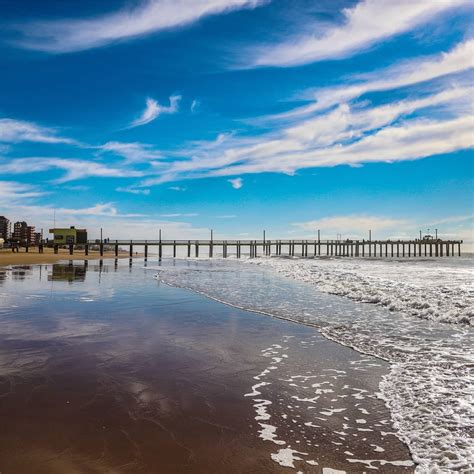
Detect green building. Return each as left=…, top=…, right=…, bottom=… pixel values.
left=49, top=226, right=87, bottom=245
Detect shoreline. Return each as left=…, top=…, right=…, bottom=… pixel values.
left=0, top=247, right=136, bottom=266
left=0, top=260, right=414, bottom=472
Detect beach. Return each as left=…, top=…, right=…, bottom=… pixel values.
left=0, top=258, right=418, bottom=473
left=0, top=247, right=131, bottom=266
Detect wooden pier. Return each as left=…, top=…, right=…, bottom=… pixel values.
left=49, top=238, right=463, bottom=259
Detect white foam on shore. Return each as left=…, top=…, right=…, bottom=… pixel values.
left=252, top=257, right=473, bottom=326
left=153, top=256, right=474, bottom=471
left=271, top=447, right=308, bottom=468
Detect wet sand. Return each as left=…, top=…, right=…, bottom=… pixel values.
left=0, top=247, right=130, bottom=266
left=0, top=261, right=414, bottom=472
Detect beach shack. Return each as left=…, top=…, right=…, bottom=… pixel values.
left=49, top=226, right=87, bottom=245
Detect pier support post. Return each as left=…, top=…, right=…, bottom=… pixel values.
left=100, top=243, right=104, bottom=257
left=173, top=240, right=176, bottom=258
left=195, top=241, right=199, bottom=258
left=129, top=242, right=133, bottom=257
left=144, top=243, right=148, bottom=259
left=446, top=243, right=450, bottom=257
left=69, top=244, right=73, bottom=255
left=85, top=244, right=89, bottom=256
left=458, top=242, right=461, bottom=257
left=115, top=244, right=119, bottom=257
left=187, top=241, right=191, bottom=258
left=54, top=244, right=59, bottom=254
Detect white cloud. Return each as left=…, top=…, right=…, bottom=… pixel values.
left=0, top=180, right=46, bottom=203
left=159, top=213, right=198, bottom=217
left=1, top=201, right=210, bottom=240
left=168, top=186, right=187, bottom=191
left=130, top=96, right=181, bottom=128
left=139, top=85, right=473, bottom=185
left=270, top=40, right=474, bottom=122
left=0, top=118, right=76, bottom=145
left=248, top=0, right=470, bottom=67
left=293, top=215, right=408, bottom=239
left=99, top=141, right=162, bottom=163
left=228, top=177, right=243, bottom=189
left=291, top=214, right=473, bottom=244
left=14, top=0, right=265, bottom=53
left=191, top=99, right=200, bottom=113
left=1, top=157, right=144, bottom=183
left=116, top=186, right=151, bottom=196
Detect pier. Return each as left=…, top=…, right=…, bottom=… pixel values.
left=49, top=238, right=463, bottom=259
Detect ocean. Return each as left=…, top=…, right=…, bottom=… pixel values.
left=0, top=255, right=472, bottom=472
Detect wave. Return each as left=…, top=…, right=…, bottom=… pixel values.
left=152, top=257, right=474, bottom=472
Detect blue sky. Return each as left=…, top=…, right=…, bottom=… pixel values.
left=0, top=0, right=473, bottom=243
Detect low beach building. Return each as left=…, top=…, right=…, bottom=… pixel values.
left=49, top=226, right=88, bottom=245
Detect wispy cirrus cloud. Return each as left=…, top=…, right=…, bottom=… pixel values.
left=129, top=96, right=181, bottom=128
left=1, top=157, right=144, bottom=183
left=116, top=186, right=151, bottom=196
left=291, top=214, right=473, bottom=243
left=160, top=213, right=199, bottom=218
left=12, top=0, right=266, bottom=53
left=99, top=141, right=162, bottom=163
left=293, top=215, right=408, bottom=237
left=0, top=180, right=47, bottom=203
left=139, top=84, right=473, bottom=186
left=246, top=0, right=470, bottom=68
left=0, top=118, right=77, bottom=145
left=265, top=40, right=474, bottom=122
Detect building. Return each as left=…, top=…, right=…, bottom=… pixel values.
left=49, top=226, right=88, bottom=245
left=27, top=226, right=36, bottom=245
left=13, top=221, right=28, bottom=242
left=0, top=216, right=11, bottom=240
left=12, top=221, right=37, bottom=244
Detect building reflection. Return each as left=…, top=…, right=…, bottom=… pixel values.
left=11, top=266, right=33, bottom=281
left=48, top=263, right=87, bottom=283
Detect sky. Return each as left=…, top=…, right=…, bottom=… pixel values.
left=0, top=0, right=473, bottom=244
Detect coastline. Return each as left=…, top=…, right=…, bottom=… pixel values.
left=0, top=247, right=133, bottom=266
left=0, top=260, right=414, bottom=472
left=153, top=256, right=474, bottom=471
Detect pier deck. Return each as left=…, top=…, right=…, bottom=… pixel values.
left=36, top=238, right=464, bottom=259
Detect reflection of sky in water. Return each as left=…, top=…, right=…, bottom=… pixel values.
left=0, top=259, right=415, bottom=472
left=0, top=258, right=472, bottom=471
left=153, top=258, right=474, bottom=472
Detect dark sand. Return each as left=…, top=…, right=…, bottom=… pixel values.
left=0, top=260, right=413, bottom=472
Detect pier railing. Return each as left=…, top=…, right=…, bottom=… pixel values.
left=45, top=238, right=463, bottom=258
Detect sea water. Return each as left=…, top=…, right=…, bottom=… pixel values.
left=153, top=255, right=474, bottom=472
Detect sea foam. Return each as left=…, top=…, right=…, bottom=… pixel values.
left=152, top=256, right=474, bottom=472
